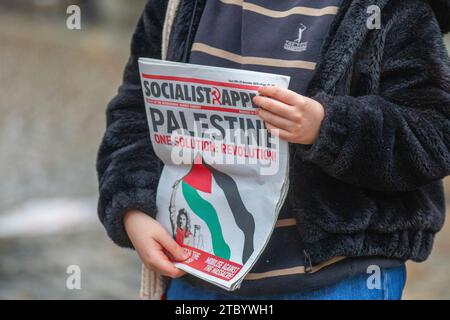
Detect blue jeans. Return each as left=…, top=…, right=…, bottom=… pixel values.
left=167, top=265, right=407, bottom=300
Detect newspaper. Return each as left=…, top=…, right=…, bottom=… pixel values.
left=138, top=58, right=290, bottom=291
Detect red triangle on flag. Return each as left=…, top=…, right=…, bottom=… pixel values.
left=183, top=155, right=212, bottom=193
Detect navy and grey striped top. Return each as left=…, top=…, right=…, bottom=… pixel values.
left=182, top=0, right=403, bottom=296
left=189, top=0, right=341, bottom=93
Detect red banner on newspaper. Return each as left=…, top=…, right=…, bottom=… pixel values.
left=181, top=245, right=243, bottom=281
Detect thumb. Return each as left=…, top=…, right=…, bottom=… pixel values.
left=158, top=231, right=190, bottom=262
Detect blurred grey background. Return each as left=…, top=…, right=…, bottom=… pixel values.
left=0, top=0, right=449, bottom=300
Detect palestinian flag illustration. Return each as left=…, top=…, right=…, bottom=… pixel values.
left=169, top=155, right=255, bottom=265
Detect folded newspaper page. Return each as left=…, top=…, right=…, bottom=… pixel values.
left=138, top=58, right=290, bottom=291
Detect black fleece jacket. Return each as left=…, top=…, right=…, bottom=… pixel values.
left=97, top=0, right=450, bottom=265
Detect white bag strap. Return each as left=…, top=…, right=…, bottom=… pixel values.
left=140, top=0, right=183, bottom=300
left=162, top=0, right=182, bottom=60
left=139, top=264, right=169, bottom=300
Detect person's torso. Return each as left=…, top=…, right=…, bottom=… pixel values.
left=181, top=0, right=403, bottom=296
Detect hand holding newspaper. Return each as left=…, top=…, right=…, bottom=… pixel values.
left=138, top=58, right=290, bottom=291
